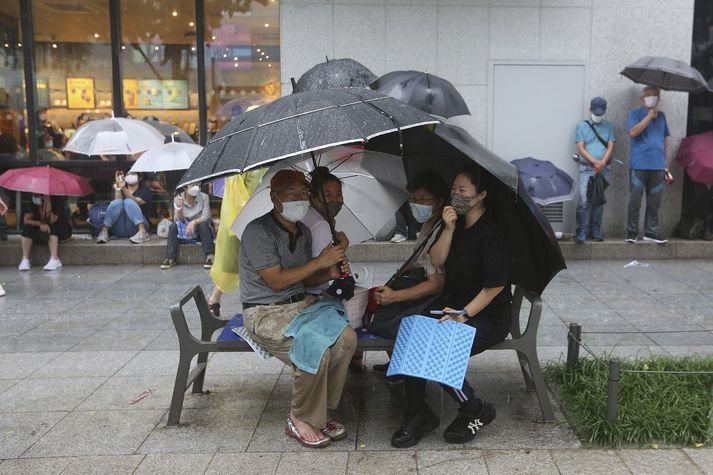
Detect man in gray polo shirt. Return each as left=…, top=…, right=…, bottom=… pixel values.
left=239, top=169, right=356, bottom=448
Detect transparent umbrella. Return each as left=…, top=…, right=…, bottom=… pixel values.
left=64, top=116, right=164, bottom=156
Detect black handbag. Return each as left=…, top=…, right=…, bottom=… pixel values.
left=363, top=267, right=437, bottom=339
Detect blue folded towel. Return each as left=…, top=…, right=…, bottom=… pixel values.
left=283, top=299, right=349, bottom=374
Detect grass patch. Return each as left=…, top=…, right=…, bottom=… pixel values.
left=545, top=355, right=713, bottom=447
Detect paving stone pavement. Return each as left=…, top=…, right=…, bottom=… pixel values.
left=1, top=260, right=712, bottom=473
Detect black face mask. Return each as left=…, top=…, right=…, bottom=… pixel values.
left=450, top=193, right=476, bottom=215
left=323, top=201, right=343, bottom=219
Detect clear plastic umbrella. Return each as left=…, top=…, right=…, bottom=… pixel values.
left=231, top=147, right=409, bottom=244
left=129, top=137, right=203, bottom=173
left=64, top=116, right=165, bottom=156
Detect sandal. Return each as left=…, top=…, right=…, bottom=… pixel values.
left=349, top=355, right=366, bottom=374
left=285, top=416, right=330, bottom=448
left=321, top=420, right=347, bottom=441
left=207, top=302, right=220, bottom=317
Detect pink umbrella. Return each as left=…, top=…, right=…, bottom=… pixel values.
left=0, top=166, right=94, bottom=196
left=676, top=131, right=713, bottom=185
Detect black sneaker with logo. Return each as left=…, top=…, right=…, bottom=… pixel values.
left=443, top=400, right=496, bottom=443
left=161, top=258, right=176, bottom=270
left=625, top=232, right=638, bottom=243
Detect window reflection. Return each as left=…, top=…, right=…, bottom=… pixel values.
left=32, top=0, right=112, bottom=160
left=205, top=0, right=280, bottom=133
left=121, top=0, right=199, bottom=142
left=0, top=1, right=26, bottom=158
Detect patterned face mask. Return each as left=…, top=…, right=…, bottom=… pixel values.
left=450, top=193, right=476, bottom=215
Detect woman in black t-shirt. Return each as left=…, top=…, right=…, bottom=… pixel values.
left=391, top=165, right=512, bottom=449
left=18, top=194, right=72, bottom=271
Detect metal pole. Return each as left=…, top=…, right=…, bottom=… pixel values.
left=195, top=0, right=207, bottom=145
left=19, top=0, right=38, bottom=163
left=566, top=322, right=581, bottom=372
left=607, top=359, right=620, bottom=424
left=109, top=0, right=124, bottom=116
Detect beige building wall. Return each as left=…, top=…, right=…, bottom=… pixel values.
left=279, top=0, right=695, bottom=237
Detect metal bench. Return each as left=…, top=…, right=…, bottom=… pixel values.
left=167, top=284, right=554, bottom=426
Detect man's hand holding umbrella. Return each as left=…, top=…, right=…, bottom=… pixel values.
left=0, top=197, right=7, bottom=216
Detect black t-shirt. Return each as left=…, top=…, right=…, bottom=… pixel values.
left=441, top=212, right=511, bottom=317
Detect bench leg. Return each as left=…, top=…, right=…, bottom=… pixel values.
left=168, top=352, right=194, bottom=426
left=516, top=349, right=536, bottom=391
left=518, top=348, right=556, bottom=422
left=192, top=351, right=209, bottom=394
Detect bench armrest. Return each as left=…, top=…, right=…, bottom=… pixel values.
left=509, top=285, right=543, bottom=341
left=170, top=285, right=230, bottom=347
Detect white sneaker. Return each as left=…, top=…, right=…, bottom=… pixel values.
left=43, top=257, right=62, bottom=271
left=390, top=233, right=407, bottom=243
left=129, top=230, right=150, bottom=244
left=96, top=229, right=109, bottom=244
left=0, top=284, right=5, bottom=297
left=18, top=257, right=31, bottom=271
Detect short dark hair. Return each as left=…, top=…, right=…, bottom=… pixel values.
left=408, top=172, right=449, bottom=201
left=309, top=166, right=341, bottom=195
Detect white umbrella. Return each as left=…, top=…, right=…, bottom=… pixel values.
left=64, top=117, right=164, bottom=156
left=231, top=147, right=409, bottom=244
left=129, top=139, right=203, bottom=173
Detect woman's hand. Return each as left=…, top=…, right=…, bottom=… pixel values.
left=185, top=220, right=196, bottom=236
left=442, top=206, right=457, bottom=231
left=39, top=223, right=50, bottom=233
left=437, top=307, right=468, bottom=323
left=374, top=286, right=399, bottom=306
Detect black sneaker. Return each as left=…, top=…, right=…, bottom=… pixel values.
left=160, top=258, right=176, bottom=270
left=625, top=232, right=638, bottom=243
left=204, top=255, right=214, bottom=269
left=443, top=400, right=496, bottom=443
left=643, top=233, right=668, bottom=244
left=391, top=406, right=440, bottom=448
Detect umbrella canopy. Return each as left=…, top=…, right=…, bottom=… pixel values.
left=0, top=166, right=94, bottom=196
left=64, top=117, right=165, bottom=156
left=177, top=87, right=439, bottom=188
left=366, top=125, right=566, bottom=295
left=142, top=118, right=195, bottom=143
left=294, top=58, right=377, bottom=93
left=511, top=157, right=576, bottom=206
left=129, top=140, right=203, bottom=173
left=620, top=56, right=709, bottom=93
left=370, top=70, right=470, bottom=118
left=232, top=147, right=409, bottom=244
left=215, top=95, right=268, bottom=122
left=676, top=130, right=713, bottom=185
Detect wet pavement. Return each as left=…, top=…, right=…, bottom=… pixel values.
left=1, top=260, right=712, bottom=473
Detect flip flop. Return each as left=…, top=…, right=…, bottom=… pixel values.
left=285, top=416, right=330, bottom=448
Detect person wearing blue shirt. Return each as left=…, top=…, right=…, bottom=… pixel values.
left=574, top=96, right=615, bottom=242
left=626, top=86, right=670, bottom=244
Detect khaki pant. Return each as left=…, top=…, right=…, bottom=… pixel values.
left=243, top=298, right=357, bottom=428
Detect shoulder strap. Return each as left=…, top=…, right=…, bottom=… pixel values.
left=586, top=121, right=609, bottom=148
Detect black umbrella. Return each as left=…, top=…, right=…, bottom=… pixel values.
left=620, top=56, right=709, bottom=93
left=370, top=70, right=470, bottom=118
left=367, top=124, right=566, bottom=295
left=177, top=88, right=439, bottom=187
left=294, top=58, right=377, bottom=93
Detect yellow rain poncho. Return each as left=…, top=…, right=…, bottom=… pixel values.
left=209, top=169, right=266, bottom=293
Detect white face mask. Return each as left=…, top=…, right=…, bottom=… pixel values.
left=644, top=96, right=658, bottom=108
left=280, top=200, right=310, bottom=222
left=186, top=186, right=200, bottom=196
left=590, top=113, right=604, bottom=124
left=32, top=196, right=43, bottom=206
left=409, top=203, right=434, bottom=223
left=125, top=174, right=139, bottom=185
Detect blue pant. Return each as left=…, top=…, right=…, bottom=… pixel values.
left=103, top=199, right=149, bottom=239
left=576, top=166, right=610, bottom=241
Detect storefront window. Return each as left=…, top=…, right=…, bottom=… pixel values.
left=0, top=1, right=26, bottom=158
left=204, top=0, right=280, bottom=136
left=32, top=0, right=112, bottom=160
left=121, top=0, right=199, bottom=143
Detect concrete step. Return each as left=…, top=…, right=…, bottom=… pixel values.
left=1, top=234, right=712, bottom=267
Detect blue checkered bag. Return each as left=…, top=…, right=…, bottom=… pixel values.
left=386, top=315, right=476, bottom=389
left=175, top=219, right=197, bottom=240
